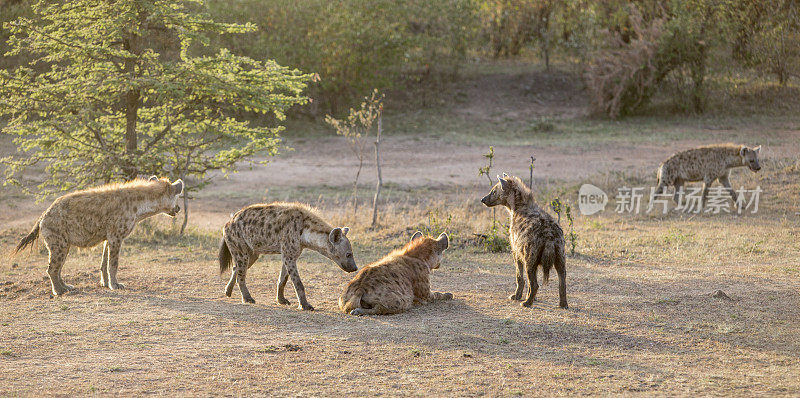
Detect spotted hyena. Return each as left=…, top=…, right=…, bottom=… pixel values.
left=655, top=144, right=762, bottom=206
left=14, top=176, right=184, bottom=296
left=218, top=202, right=357, bottom=310
left=339, top=231, right=452, bottom=316
left=481, top=173, right=567, bottom=308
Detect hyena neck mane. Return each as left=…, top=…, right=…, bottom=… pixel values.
left=505, top=177, right=538, bottom=215
left=728, top=145, right=747, bottom=168
left=394, top=239, right=437, bottom=271
left=299, top=218, right=335, bottom=256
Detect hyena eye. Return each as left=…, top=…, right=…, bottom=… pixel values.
left=346, top=253, right=353, bottom=258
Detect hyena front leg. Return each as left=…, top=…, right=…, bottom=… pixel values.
left=276, top=263, right=291, bottom=305
left=99, top=241, right=110, bottom=288
left=430, top=291, right=454, bottom=301
left=509, top=255, right=525, bottom=301
left=282, top=247, right=313, bottom=311
left=106, top=238, right=125, bottom=290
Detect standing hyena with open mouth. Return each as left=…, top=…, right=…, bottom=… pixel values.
left=481, top=173, right=567, bottom=308
left=655, top=143, right=762, bottom=207
left=13, top=176, right=184, bottom=296
left=218, top=202, right=357, bottom=310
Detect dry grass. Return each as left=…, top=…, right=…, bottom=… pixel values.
left=1, top=160, right=799, bottom=396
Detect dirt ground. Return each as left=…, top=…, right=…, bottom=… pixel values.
left=1, top=66, right=799, bottom=396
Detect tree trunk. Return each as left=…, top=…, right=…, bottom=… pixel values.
left=371, top=114, right=383, bottom=227
left=353, top=157, right=363, bottom=218
left=122, top=33, right=141, bottom=179
left=179, top=157, right=189, bottom=235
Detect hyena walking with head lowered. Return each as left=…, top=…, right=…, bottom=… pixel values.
left=339, top=231, right=452, bottom=316
left=481, top=174, right=567, bottom=308
left=14, top=176, right=183, bottom=296
left=218, top=202, right=357, bottom=310
left=655, top=144, right=761, bottom=206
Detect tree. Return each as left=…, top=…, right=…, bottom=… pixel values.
left=324, top=89, right=383, bottom=220
left=0, top=0, right=312, bottom=206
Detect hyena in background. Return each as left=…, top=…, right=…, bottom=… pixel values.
left=219, top=202, right=357, bottom=310
left=481, top=174, right=567, bottom=308
left=655, top=144, right=762, bottom=206
left=13, top=176, right=184, bottom=296
left=339, top=231, right=452, bottom=316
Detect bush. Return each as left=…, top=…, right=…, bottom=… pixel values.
left=207, top=0, right=477, bottom=113
left=584, top=5, right=709, bottom=118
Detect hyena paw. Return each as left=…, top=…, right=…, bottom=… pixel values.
left=442, top=293, right=454, bottom=300
left=242, top=296, right=256, bottom=304
left=99, top=281, right=110, bottom=288
left=299, top=303, right=314, bottom=311
left=63, top=284, right=75, bottom=291
left=521, top=300, right=533, bottom=308
left=350, top=308, right=367, bottom=316
left=109, top=282, right=125, bottom=290
left=509, top=294, right=522, bottom=301
left=276, top=296, right=291, bottom=305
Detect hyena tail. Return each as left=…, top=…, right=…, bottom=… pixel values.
left=339, top=286, right=364, bottom=314
left=218, top=238, right=232, bottom=274
left=540, top=241, right=557, bottom=285
left=13, top=220, right=41, bottom=255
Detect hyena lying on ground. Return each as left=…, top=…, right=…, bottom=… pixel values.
left=481, top=174, right=567, bottom=308
left=14, top=176, right=183, bottom=296
left=219, top=202, right=357, bottom=310
left=339, top=231, right=452, bottom=316
left=655, top=144, right=761, bottom=206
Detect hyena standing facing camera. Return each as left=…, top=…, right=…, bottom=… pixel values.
left=13, top=176, right=184, bottom=296
left=339, top=231, right=452, bottom=316
left=218, top=202, right=357, bottom=310
left=655, top=144, right=762, bottom=207
left=481, top=173, right=567, bottom=308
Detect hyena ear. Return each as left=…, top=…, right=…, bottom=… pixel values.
left=740, top=146, right=747, bottom=157
left=436, top=233, right=449, bottom=252
left=410, top=231, right=423, bottom=242
left=342, top=227, right=350, bottom=236
left=149, top=175, right=159, bottom=182
left=502, top=172, right=509, bottom=178
left=329, top=228, right=343, bottom=244
left=754, top=145, right=761, bottom=154
left=499, top=177, right=511, bottom=192
left=171, top=179, right=184, bottom=196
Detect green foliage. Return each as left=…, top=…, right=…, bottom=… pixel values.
left=207, top=0, right=477, bottom=113
left=480, top=222, right=510, bottom=253
left=0, top=0, right=312, bottom=196
left=420, top=210, right=458, bottom=243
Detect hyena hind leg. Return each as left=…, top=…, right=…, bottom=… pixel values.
left=45, top=241, right=71, bottom=296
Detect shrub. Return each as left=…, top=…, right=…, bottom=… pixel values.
left=584, top=5, right=709, bottom=118
left=207, top=0, right=477, bottom=113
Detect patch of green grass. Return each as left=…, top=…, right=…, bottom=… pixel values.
left=0, top=348, right=15, bottom=357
